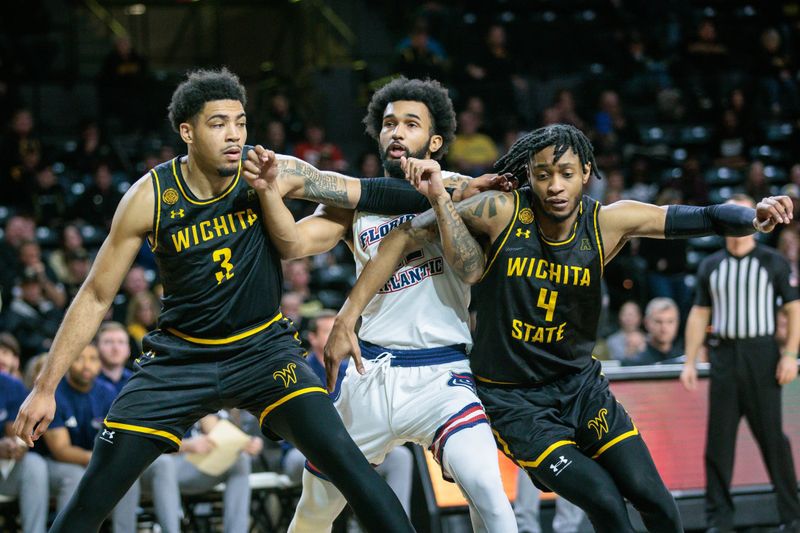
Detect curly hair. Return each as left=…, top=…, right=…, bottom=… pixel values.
left=362, top=76, right=456, bottom=160
left=495, top=124, right=599, bottom=184
left=167, top=67, right=247, bottom=132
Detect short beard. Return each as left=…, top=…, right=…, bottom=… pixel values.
left=216, top=164, right=239, bottom=177
left=531, top=191, right=579, bottom=223
left=380, top=144, right=430, bottom=179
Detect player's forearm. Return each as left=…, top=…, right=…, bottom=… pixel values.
left=337, top=229, right=415, bottom=325
left=34, top=286, right=111, bottom=393
left=51, top=444, right=92, bottom=466
left=255, top=188, right=305, bottom=259
left=664, top=204, right=757, bottom=238
left=276, top=156, right=360, bottom=208
left=431, top=195, right=485, bottom=284
left=684, top=306, right=710, bottom=365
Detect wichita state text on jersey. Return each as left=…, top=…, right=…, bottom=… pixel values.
left=148, top=148, right=283, bottom=341
left=472, top=191, right=604, bottom=384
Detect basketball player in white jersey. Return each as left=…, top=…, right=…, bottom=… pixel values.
left=246, top=77, right=517, bottom=532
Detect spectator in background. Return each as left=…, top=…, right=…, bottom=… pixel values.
left=675, top=154, right=709, bottom=205
left=593, top=90, right=635, bottom=167
left=72, top=162, right=122, bottom=228
left=357, top=152, right=382, bottom=178
left=546, top=89, right=586, bottom=130
left=756, top=28, right=799, bottom=117
left=514, top=468, right=585, bottom=533
left=394, top=19, right=447, bottom=81
left=624, top=156, right=658, bottom=203
left=605, top=301, right=647, bottom=362
left=96, top=36, right=149, bottom=132
left=280, top=291, right=304, bottom=326
left=42, top=343, right=138, bottom=531
left=30, top=163, right=68, bottom=227
left=284, top=259, right=313, bottom=300
left=0, top=332, right=22, bottom=378
left=0, top=214, right=35, bottom=303
left=4, top=271, right=64, bottom=361
left=0, top=108, right=42, bottom=206
left=267, top=93, right=305, bottom=142
left=745, top=160, right=771, bottom=201
left=265, top=119, right=292, bottom=155
left=0, top=370, right=49, bottom=533
left=96, top=322, right=133, bottom=395
left=623, top=297, right=683, bottom=366
left=62, top=248, right=91, bottom=305
left=777, top=225, right=800, bottom=287
left=125, top=291, right=159, bottom=353
left=69, top=120, right=115, bottom=177
left=175, top=412, right=261, bottom=533
left=23, top=353, right=48, bottom=391
left=447, top=110, right=498, bottom=175
left=112, top=265, right=149, bottom=323
left=293, top=123, right=346, bottom=172
left=682, top=19, right=729, bottom=112
left=713, top=108, right=751, bottom=170
left=282, top=311, right=414, bottom=520
left=49, top=224, right=85, bottom=283
left=18, top=240, right=66, bottom=309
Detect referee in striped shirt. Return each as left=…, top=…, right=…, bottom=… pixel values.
left=681, top=193, right=800, bottom=533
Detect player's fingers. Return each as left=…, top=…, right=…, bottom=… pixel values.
left=353, top=344, right=365, bottom=375
left=254, top=144, right=266, bottom=156
left=32, top=415, right=52, bottom=442
left=325, top=361, right=340, bottom=393
left=779, top=196, right=794, bottom=219
left=400, top=156, right=408, bottom=173
left=12, top=417, right=32, bottom=447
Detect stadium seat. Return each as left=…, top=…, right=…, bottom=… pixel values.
left=704, top=167, right=743, bottom=186
left=764, top=122, right=793, bottom=143
left=688, top=235, right=724, bottom=251
left=763, top=165, right=787, bottom=184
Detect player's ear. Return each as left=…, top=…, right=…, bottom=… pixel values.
left=582, top=163, right=592, bottom=185
left=179, top=122, right=193, bottom=144
left=428, top=135, right=443, bottom=156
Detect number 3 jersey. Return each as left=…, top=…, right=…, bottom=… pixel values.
left=472, top=190, right=604, bottom=384
left=147, top=149, right=284, bottom=341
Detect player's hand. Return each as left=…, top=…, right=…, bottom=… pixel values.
left=242, top=145, right=279, bottom=192
left=755, top=195, right=794, bottom=232
left=243, top=437, right=264, bottom=456
left=680, top=364, right=698, bottom=391
left=13, top=388, right=56, bottom=447
left=324, top=318, right=364, bottom=392
left=183, top=435, right=216, bottom=455
left=459, top=172, right=515, bottom=201
left=401, top=157, right=445, bottom=200
left=776, top=354, right=799, bottom=385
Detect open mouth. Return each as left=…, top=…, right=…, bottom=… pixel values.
left=223, top=147, right=242, bottom=160
left=386, top=143, right=408, bottom=159
left=547, top=198, right=569, bottom=209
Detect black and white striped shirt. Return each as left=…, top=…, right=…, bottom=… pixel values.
left=695, top=245, right=798, bottom=339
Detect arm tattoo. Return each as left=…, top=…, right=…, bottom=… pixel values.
left=433, top=198, right=485, bottom=279
left=278, top=159, right=351, bottom=207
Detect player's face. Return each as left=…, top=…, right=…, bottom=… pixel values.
left=182, top=99, right=247, bottom=178
left=0, top=346, right=18, bottom=375
left=98, top=330, right=130, bottom=367
left=68, top=345, right=101, bottom=389
left=379, top=100, right=443, bottom=179
left=528, top=146, right=591, bottom=224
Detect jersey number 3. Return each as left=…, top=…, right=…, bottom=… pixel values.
left=537, top=288, right=558, bottom=321
left=213, top=248, right=235, bottom=284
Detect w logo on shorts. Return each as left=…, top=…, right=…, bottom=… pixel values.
left=273, top=363, right=297, bottom=388
left=447, top=371, right=476, bottom=393
left=588, top=408, right=609, bottom=440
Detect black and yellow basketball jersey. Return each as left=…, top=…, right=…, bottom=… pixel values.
left=472, top=190, right=605, bottom=384
left=148, top=148, right=284, bottom=342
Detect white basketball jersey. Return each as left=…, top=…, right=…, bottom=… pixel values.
left=352, top=174, right=472, bottom=350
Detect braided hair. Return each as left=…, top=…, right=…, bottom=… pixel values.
left=494, top=124, right=599, bottom=183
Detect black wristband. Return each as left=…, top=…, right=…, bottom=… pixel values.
left=357, top=177, right=439, bottom=215
left=664, top=204, right=756, bottom=238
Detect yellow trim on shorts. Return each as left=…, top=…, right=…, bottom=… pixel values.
left=475, top=375, right=521, bottom=385
left=592, top=201, right=604, bottom=276
left=150, top=169, right=162, bottom=252
left=479, top=190, right=520, bottom=282
left=103, top=419, right=182, bottom=447
left=167, top=312, right=283, bottom=345
left=520, top=440, right=577, bottom=468
left=259, top=387, right=328, bottom=425
left=591, top=425, right=639, bottom=459
left=172, top=157, right=241, bottom=205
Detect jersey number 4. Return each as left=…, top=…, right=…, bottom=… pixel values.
left=212, top=248, right=235, bottom=284
left=536, top=288, right=558, bottom=321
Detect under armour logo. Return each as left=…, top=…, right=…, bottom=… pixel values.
left=100, top=429, right=115, bottom=444
left=247, top=189, right=257, bottom=201
left=170, top=209, right=185, bottom=218
left=549, top=455, right=572, bottom=476
left=516, top=228, right=530, bottom=239
left=588, top=408, right=609, bottom=440
left=273, top=362, right=298, bottom=388
left=580, top=238, right=592, bottom=251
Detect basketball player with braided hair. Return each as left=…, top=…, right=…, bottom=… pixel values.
left=325, top=123, right=794, bottom=532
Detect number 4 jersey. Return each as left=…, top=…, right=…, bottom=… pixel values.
left=472, top=190, right=605, bottom=384
left=147, top=148, right=284, bottom=341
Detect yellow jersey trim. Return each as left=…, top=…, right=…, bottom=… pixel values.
left=593, top=201, right=604, bottom=277
left=591, top=425, right=639, bottom=459
left=479, top=190, right=520, bottom=283
left=150, top=169, right=162, bottom=252
left=538, top=201, right=583, bottom=246
left=521, top=439, right=576, bottom=468
left=475, top=375, right=521, bottom=385
left=259, top=387, right=328, bottom=425
left=103, top=419, right=182, bottom=448
left=167, top=312, right=283, bottom=345
left=172, top=157, right=241, bottom=206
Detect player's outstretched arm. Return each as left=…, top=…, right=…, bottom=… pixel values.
left=598, top=196, right=794, bottom=262
left=13, top=177, right=152, bottom=446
